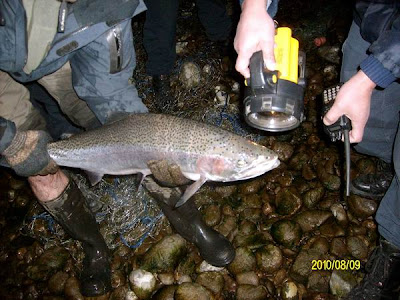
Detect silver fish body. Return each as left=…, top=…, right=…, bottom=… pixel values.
left=48, top=114, right=280, bottom=205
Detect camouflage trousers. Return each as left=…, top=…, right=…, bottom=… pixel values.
left=0, top=62, right=98, bottom=131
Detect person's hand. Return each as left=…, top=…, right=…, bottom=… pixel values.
left=323, top=70, right=376, bottom=143
left=234, top=0, right=276, bottom=78
left=2, top=130, right=59, bottom=177
left=147, top=160, right=191, bottom=187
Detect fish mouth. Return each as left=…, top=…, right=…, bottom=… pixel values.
left=234, top=156, right=280, bottom=181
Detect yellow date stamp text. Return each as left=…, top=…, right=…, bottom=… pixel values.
left=311, top=259, right=360, bottom=271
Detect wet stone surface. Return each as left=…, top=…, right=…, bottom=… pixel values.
left=0, top=0, right=382, bottom=299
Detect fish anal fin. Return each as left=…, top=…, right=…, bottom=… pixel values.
left=85, top=170, right=104, bottom=186
left=175, top=176, right=207, bottom=208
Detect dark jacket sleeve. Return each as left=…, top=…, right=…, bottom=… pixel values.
left=0, top=117, right=16, bottom=153
left=357, top=3, right=400, bottom=88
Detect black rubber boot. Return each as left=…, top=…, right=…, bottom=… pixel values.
left=143, top=178, right=235, bottom=267
left=344, top=238, right=400, bottom=300
left=41, top=179, right=111, bottom=297
left=152, top=75, right=177, bottom=113
left=351, top=160, right=393, bottom=200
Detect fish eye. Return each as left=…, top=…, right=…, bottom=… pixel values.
left=236, top=160, right=247, bottom=168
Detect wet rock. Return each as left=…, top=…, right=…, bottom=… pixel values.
left=152, top=285, right=177, bottom=300
left=323, top=65, right=338, bottom=82
left=109, top=286, right=130, bottom=300
left=290, top=249, right=322, bottom=284
left=272, top=141, right=294, bottom=162
left=303, top=187, right=325, bottom=208
left=197, top=260, right=224, bottom=273
left=175, top=255, right=196, bottom=281
left=236, top=271, right=259, bottom=286
left=239, top=179, right=264, bottom=195
left=308, top=237, right=330, bottom=254
left=319, top=171, right=341, bottom=191
left=128, top=269, right=157, bottom=299
left=175, top=282, right=213, bottom=300
left=227, top=247, right=256, bottom=275
left=302, top=164, right=317, bottom=181
left=195, top=271, right=224, bottom=294
left=125, top=290, right=140, bottom=300
left=240, top=194, right=262, bottom=209
left=236, top=285, right=268, bottom=300
left=289, top=152, right=310, bottom=171
left=255, top=243, right=283, bottom=273
left=239, top=220, right=257, bottom=235
left=330, top=203, right=348, bottom=226
left=158, top=273, right=175, bottom=285
left=233, top=232, right=271, bottom=250
left=216, top=215, right=237, bottom=237
left=111, top=269, right=126, bottom=288
left=262, top=202, right=274, bottom=216
left=281, top=281, right=299, bottom=300
left=348, top=195, right=378, bottom=219
left=48, top=271, right=69, bottom=295
left=329, top=270, right=358, bottom=298
left=140, top=234, right=187, bottom=272
left=308, top=271, right=331, bottom=293
left=240, top=208, right=262, bottom=223
left=346, top=236, right=369, bottom=260
left=203, top=204, right=222, bottom=227
left=271, top=220, right=302, bottom=248
left=356, top=158, right=376, bottom=175
left=317, top=45, right=341, bottom=64
left=275, top=189, right=302, bottom=216
left=179, top=62, right=201, bottom=89
left=27, top=246, right=69, bottom=281
left=64, top=276, right=84, bottom=300
left=273, top=268, right=287, bottom=286
left=320, top=221, right=346, bottom=238
left=214, top=90, right=230, bottom=107
left=330, top=238, right=349, bottom=258
left=294, top=210, right=332, bottom=232
left=214, top=185, right=237, bottom=198
left=176, top=42, right=189, bottom=54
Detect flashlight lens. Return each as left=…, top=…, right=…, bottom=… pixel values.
left=247, top=113, right=299, bottom=132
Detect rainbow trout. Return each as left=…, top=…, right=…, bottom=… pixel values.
left=48, top=114, right=280, bottom=206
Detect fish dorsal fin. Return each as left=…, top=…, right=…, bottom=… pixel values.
left=85, top=170, right=104, bottom=186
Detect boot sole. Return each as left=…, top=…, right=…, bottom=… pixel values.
left=350, top=183, right=385, bottom=200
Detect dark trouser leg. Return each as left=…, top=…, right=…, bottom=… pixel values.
left=143, top=0, right=179, bottom=76
left=196, top=0, right=232, bottom=41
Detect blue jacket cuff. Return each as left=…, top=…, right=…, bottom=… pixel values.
left=360, top=55, right=396, bottom=88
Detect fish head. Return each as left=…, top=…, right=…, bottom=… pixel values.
left=198, top=137, right=280, bottom=182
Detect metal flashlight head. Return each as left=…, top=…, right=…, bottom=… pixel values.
left=244, top=27, right=306, bottom=132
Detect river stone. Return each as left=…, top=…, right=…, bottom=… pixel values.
left=255, top=243, right=283, bottom=273
left=175, top=282, right=213, bottom=300
left=282, top=281, right=299, bottom=300
left=319, top=171, right=341, bottom=191
left=239, top=178, right=264, bottom=195
left=48, top=271, right=69, bottom=295
left=308, top=237, right=330, bottom=254
left=152, top=285, right=177, bottom=300
left=294, top=210, right=332, bottom=232
left=239, top=220, right=257, bottom=235
left=214, top=185, right=237, bottom=198
left=227, top=247, right=256, bottom=275
left=290, top=249, right=322, bottom=284
left=203, top=204, right=222, bottom=227
left=109, top=286, right=131, bottom=300
left=272, top=141, right=294, bottom=162
left=195, top=272, right=224, bottom=294
left=303, top=187, right=325, bottom=208
left=330, top=203, right=348, bottom=226
left=236, top=271, right=259, bottom=286
left=128, top=269, right=157, bottom=299
left=216, top=215, right=237, bottom=237
left=271, top=220, right=302, bottom=248
left=234, top=232, right=271, bottom=250
left=320, top=222, right=346, bottom=238
left=158, top=273, right=175, bottom=285
left=241, top=194, right=263, bottom=209
left=236, top=285, right=269, bottom=300
left=240, top=208, right=262, bottom=223
left=175, top=254, right=196, bottom=278
left=346, top=236, right=369, bottom=260
left=141, top=234, right=187, bottom=272
left=275, top=189, right=302, bottom=216
left=64, top=276, right=84, bottom=300
left=302, top=164, right=317, bottom=181
left=308, top=271, right=331, bottom=293
left=27, top=246, right=69, bottom=281
left=329, top=270, right=358, bottom=297
left=179, top=62, right=201, bottom=89
left=348, top=195, right=378, bottom=219
left=289, top=152, right=309, bottom=171
left=330, top=238, right=349, bottom=258
left=356, top=158, right=376, bottom=175
left=317, top=45, right=341, bottom=64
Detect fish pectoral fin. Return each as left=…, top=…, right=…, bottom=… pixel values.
left=175, top=176, right=207, bottom=208
left=85, top=170, right=104, bottom=186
